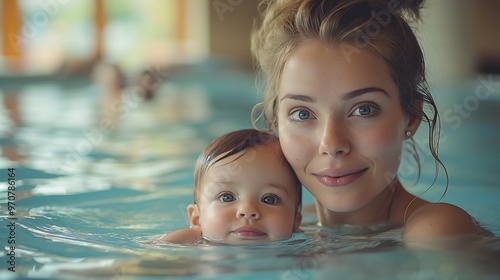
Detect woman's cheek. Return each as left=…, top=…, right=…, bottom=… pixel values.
left=281, top=136, right=312, bottom=180
left=279, top=129, right=304, bottom=161
left=366, top=129, right=404, bottom=173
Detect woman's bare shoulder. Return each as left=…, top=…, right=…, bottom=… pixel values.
left=403, top=202, right=481, bottom=240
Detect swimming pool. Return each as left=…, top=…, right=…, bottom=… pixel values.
left=1, top=66, right=499, bottom=279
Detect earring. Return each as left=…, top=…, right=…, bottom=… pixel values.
left=405, top=131, right=411, bottom=137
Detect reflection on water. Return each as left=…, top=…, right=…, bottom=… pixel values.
left=16, top=229, right=500, bottom=279
left=1, top=76, right=500, bottom=279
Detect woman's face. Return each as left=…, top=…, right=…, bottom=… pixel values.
left=277, top=40, right=418, bottom=213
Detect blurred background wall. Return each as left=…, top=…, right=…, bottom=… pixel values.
left=416, top=0, right=500, bottom=86
left=0, top=0, right=499, bottom=82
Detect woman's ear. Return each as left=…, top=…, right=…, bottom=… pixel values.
left=406, top=99, right=423, bottom=135
left=187, top=204, right=200, bottom=227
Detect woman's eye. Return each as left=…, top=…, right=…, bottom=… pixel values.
left=290, top=109, right=312, bottom=121
left=352, top=103, right=378, bottom=116
left=218, top=193, right=235, bottom=202
left=262, top=194, right=281, bottom=205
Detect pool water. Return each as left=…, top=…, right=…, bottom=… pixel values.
left=1, top=67, right=499, bottom=279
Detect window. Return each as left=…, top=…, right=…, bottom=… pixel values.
left=1, top=0, right=209, bottom=74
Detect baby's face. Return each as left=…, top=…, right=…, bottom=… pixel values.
left=194, top=145, right=300, bottom=244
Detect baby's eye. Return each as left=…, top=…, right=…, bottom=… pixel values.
left=352, top=103, right=379, bottom=117
left=218, top=192, right=235, bottom=202
left=262, top=194, right=281, bottom=205
left=290, top=109, right=313, bottom=121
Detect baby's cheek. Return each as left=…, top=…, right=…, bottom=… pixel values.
left=200, top=207, right=229, bottom=237
left=203, top=204, right=226, bottom=221
left=269, top=208, right=296, bottom=238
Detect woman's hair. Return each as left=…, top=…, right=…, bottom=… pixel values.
left=251, top=0, right=447, bottom=192
left=194, top=129, right=302, bottom=210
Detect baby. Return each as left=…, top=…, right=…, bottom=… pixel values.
left=158, top=129, right=302, bottom=245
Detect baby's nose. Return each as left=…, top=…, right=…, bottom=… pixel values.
left=236, top=203, right=260, bottom=219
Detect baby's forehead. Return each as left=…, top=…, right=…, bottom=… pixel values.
left=231, top=142, right=285, bottom=166
left=203, top=140, right=284, bottom=172
left=195, top=136, right=299, bottom=196
left=207, top=147, right=295, bottom=185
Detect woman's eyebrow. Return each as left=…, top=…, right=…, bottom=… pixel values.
left=279, top=87, right=389, bottom=103
left=341, top=87, right=389, bottom=101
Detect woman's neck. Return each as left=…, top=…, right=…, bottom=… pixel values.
left=315, top=178, right=408, bottom=227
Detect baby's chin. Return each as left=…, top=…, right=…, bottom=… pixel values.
left=202, top=234, right=291, bottom=245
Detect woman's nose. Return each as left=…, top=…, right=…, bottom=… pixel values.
left=318, top=119, right=350, bottom=157
left=236, top=202, right=260, bottom=220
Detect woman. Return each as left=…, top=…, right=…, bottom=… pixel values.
left=251, top=0, right=481, bottom=241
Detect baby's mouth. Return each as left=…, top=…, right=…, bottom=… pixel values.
left=232, top=226, right=266, bottom=237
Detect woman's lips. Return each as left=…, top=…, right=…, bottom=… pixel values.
left=232, top=227, right=266, bottom=237
left=314, top=168, right=367, bottom=187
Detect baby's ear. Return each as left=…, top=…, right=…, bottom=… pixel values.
left=293, top=212, right=302, bottom=232
left=187, top=204, right=200, bottom=227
